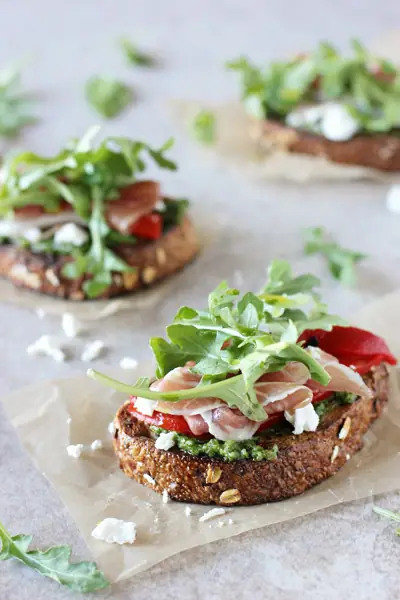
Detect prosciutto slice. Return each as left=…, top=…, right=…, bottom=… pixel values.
left=135, top=348, right=374, bottom=441
left=306, top=347, right=373, bottom=398
left=106, top=180, right=160, bottom=234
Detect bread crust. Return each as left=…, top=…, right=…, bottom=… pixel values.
left=0, top=216, right=199, bottom=300
left=256, top=118, right=400, bottom=172
left=113, top=364, right=389, bottom=505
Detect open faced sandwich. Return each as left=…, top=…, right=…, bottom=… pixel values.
left=89, top=260, right=396, bottom=505
left=228, top=40, right=400, bottom=171
left=0, top=126, right=198, bottom=300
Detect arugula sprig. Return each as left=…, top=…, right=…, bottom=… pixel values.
left=85, top=77, right=134, bottom=118
left=227, top=39, right=400, bottom=134
left=0, top=520, right=109, bottom=593
left=0, top=127, right=177, bottom=298
left=88, top=260, right=345, bottom=420
left=191, top=110, right=216, bottom=144
left=120, top=38, right=155, bottom=67
left=304, top=227, right=366, bottom=285
left=0, top=63, right=37, bottom=138
left=373, top=506, right=400, bottom=536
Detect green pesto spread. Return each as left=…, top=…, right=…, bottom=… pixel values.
left=151, top=426, right=278, bottom=462
left=314, top=392, right=357, bottom=417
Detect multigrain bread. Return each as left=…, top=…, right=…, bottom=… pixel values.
left=113, top=363, right=389, bottom=505
left=0, top=216, right=199, bottom=301
left=255, top=119, right=400, bottom=172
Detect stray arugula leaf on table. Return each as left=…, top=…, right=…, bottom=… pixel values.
left=85, top=77, right=133, bottom=118
left=191, top=110, right=216, bottom=144
left=0, top=520, right=109, bottom=593
left=88, top=259, right=345, bottom=420
left=0, top=64, right=37, bottom=138
left=227, top=39, right=400, bottom=134
left=373, top=506, right=400, bottom=536
left=304, top=227, right=366, bottom=285
left=120, top=38, right=155, bottom=67
left=0, top=127, right=178, bottom=298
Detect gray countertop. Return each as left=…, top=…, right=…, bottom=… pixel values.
left=1, top=1, right=400, bottom=598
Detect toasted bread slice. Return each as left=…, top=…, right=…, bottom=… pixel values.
left=255, top=118, right=400, bottom=172
left=0, top=216, right=198, bottom=301
left=113, top=364, right=389, bottom=505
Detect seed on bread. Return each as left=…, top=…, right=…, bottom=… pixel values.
left=330, top=445, right=339, bottom=463
left=338, top=417, right=351, bottom=440
left=45, top=268, right=60, bottom=286
left=156, top=247, right=167, bottom=266
left=206, top=466, right=222, bottom=484
left=219, top=489, right=241, bottom=504
left=142, top=266, right=157, bottom=284
left=123, top=270, right=139, bottom=290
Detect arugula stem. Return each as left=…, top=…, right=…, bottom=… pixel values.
left=87, top=368, right=244, bottom=401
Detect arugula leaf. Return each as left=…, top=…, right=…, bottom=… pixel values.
left=191, top=110, right=216, bottom=144
left=85, top=77, right=133, bottom=118
left=120, top=38, right=155, bottom=67
left=0, top=520, right=109, bottom=592
left=227, top=39, right=400, bottom=134
left=0, top=64, right=37, bottom=138
left=373, top=506, right=400, bottom=536
left=304, top=227, right=366, bottom=285
left=88, top=368, right=266, bottom=421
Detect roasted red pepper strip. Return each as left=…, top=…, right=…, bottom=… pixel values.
left=130, top=213, right=162, bottom=240
left=299, top=326, right=397, bottom=365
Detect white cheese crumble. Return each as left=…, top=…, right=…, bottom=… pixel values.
left=228, top=518, right=234, bottom=525
left=108, top=421, right=116, bottom=435
left=155, top=431, right=176, bottom=451
left=199, top=508, right=226, bottom=523
left=134, top=397, right=156, bottom=416
left=66, top=417, right=72, bottom=425
left=62, top=312, right=82, bottom=338
left=286, top=102, right=359, bottom=142
left=26, top=335, right=66, bottom=363
left=66, top=444, right=84, bottom=458
left=23, top=227, right=42, bottom=243
left=91, top=518, right=136, bottom=545
left=184, top=506, right=192, bottom=517
left=162, top=489, right=169, bottom=504
left=386, top=185, right=400, bottom=214
left=284, top=403, right=319, bottom=435
left=54, top=223, right=89, bottom=247
left=81, top=340, right=105, bottom=362
left=45, top=269, right=60, bottom=286
left=90, top=439, right=103, bottom=451
left=143, top=473, right=156, bottom=485
left=119, top=356, right=139, bottom=370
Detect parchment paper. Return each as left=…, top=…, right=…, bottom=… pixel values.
left=171, top=30, right=400, bottom=183
left=2, top=290, right=400, bottom=582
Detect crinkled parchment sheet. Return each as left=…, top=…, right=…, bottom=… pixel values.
left=2, top=290, right=400, bottom=582
left=171, top=30, right=400, bottom=183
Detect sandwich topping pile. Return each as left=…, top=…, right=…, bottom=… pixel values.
left=0, top=126, right=197, bottom=299
left=228, top=39, right=400, bottom=142
left=90, top=261, right=396, bottom=498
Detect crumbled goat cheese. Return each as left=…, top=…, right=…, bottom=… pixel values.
left=66, top=444, right=84, bottom=458
left=155, top=431, right=176, bottom=451
left=386, top=185, right=400, bottom=214
left=185, top=506, right=192, bottom=517
left=320, top=103, right=359, bottom=141
left=23, top=227, right=42, bottom=243
left=108, top=421, right=116, bottom=435
left=62, top=312, right=82, bottom=338
left=143, top=474, right=156, bottom=485
left=346, top=453, right=351, bottom=461
left=45, top=269, right=60, bottom=286
left=66, top=417, right=72, bottom=425
left=90, top=439, right=103, bottom=451
left=119, top=357, right=139, bottom=370
left=162, top=490, right=170, bottom=504
left=134, top=397, right=156, bottom=416
left=54, top=223, right=89, bottom=247
left=81, top=340, right=105, bottom=362
left=228, top=518, right=234, bottom=525
left=36, top=308, right=46, bottom=319
left=285, top=403, right=319, bottom=435
left=26, top=335, right=66, bottom=363
left=199, top=508, right=226, bottom=522
left=286, top=102, right=359, bottom=142
left=91, top=518, right=137, bottom=545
